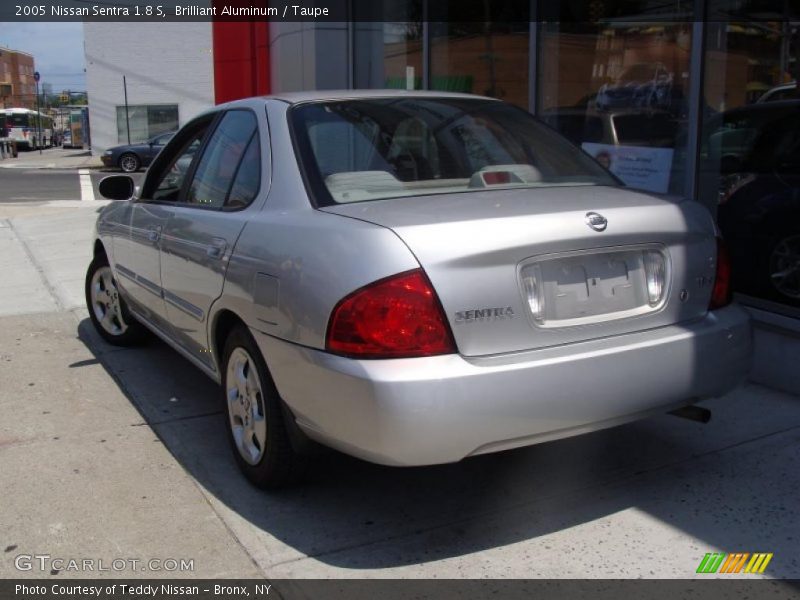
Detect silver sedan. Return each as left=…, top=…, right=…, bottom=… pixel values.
left=86, top=91, right=752, bottom=488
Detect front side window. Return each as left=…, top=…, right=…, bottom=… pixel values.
left=291, top=98, right=616, bottom=206
left=151, top=132, right=207, bottom=202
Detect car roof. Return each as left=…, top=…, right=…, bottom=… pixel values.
left=224, top=89, right=500, bottom=107
left=541, top=108, right=674, bottom=118
left=766, top=81, right=797, bottom=90
left=721, top=98, right=800, bottom=116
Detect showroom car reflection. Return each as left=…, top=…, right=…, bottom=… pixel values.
left=596, top=63, right=684, bottom=115
left=704, top=100, right=800, bottom=307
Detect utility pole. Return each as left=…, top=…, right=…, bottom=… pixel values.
left=34, top=71, right=42, bottom=154
left=123, top=76, right=131, bottom=145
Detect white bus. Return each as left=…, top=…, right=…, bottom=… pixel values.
left=0, top=108, right=55, bottom=150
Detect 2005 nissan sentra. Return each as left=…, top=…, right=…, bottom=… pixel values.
left=86, top=91, right=752, bottom=488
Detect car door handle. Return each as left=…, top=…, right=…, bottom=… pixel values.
left=147, top=226, right=162, bottom=242
left=207, top=238, right=227, bottom=259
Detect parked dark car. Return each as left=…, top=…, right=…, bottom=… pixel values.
left=704, top=100, right=800, bottom=307
left=101, top=131, right=176, bottom=172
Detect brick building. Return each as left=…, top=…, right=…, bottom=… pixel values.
left=0, top=47, right=36, bottom=109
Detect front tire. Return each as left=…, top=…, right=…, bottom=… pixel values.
left=119, top=153, right=140, bottom=173
left=85, top=255, right=146, bottom=345
left=222, top=325, right=304, bottom=489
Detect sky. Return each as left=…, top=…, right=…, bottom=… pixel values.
left=0, top=23, right=86, bottom=92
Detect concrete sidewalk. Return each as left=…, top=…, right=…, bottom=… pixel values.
left=0, top=207, right=260, bottom=578
left=0, top=147, right=103, bottom=170
left=1, top=205, right=799, bottom=580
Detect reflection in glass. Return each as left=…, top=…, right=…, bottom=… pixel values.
left=354, top=0, right=423, bottom=90
left=115, top=104, right=178, bottom=144
left=701, top=4, right=800, bottom=310
left=538, top=2, right=693, bottom=195
left=429, top=0, right=530, bottom=108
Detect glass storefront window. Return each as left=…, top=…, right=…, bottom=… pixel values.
left=429, top=0, right=530, bottom=108
left=348, top=0, right=800, bottom=316
left=354, top=0, right=424, bottom=90
left=116, top=104, right=178, bottom=144
left=701, top=3, right=800, bottom=311
left=538, top=2, right=694, bottom=196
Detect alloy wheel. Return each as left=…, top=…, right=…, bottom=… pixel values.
left=225, top=347, right=267, bottom=465
left=770, top=234, right=800, bottom=300
left=119, top=154, right=139, bottom=172
left=90, top=266, right=129, bottom=336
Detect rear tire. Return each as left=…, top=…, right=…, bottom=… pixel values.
left=119, top=153, right=140, bottom=173
left=222, top=325, right=305, bottom=489
left=85, top=254, right=146, bottom=346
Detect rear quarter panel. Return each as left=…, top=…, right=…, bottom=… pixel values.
left=211, top=99, right=420, bottom=352
left=218, top=210, right=420, bottom=350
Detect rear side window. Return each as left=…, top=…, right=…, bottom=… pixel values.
left=541, top=114, right=604, bottom=145
left=613, top=113, right=677, bottom=147
left=745, top=114, right=800, bottom=174
left=226, top=134, right=261, bottom=209
left=186, top=110, right=258, bottom=209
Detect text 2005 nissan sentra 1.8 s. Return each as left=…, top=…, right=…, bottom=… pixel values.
left=86, top=91, right=752, bottom=489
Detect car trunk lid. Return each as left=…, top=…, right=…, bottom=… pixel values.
left=322, top=185, right=718, bottom=357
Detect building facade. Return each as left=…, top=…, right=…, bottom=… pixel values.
left=83, top=22, right=215, bottom=154
left=0, top=47, right=36, bottom=109
left=83, top=0, right=800, bottom=392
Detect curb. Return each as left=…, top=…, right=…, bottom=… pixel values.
left=0, top=164, right=107, bottom=171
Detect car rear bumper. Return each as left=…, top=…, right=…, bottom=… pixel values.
left=254, top=305, right=752, bottom=466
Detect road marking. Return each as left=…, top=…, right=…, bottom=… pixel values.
left=79, top=169, right=95, bottom=201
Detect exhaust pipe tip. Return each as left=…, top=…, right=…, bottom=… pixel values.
left=669, top=405, right=712, bottom=424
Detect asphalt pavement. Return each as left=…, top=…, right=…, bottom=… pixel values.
left=0, top=169, right=82, bottom=203
left=0, top=148, right=145, bottom=203
left=0, top=164, right=799, bottom=582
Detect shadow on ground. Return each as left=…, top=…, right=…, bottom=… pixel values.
left=75, top=318, right=800, bottom=575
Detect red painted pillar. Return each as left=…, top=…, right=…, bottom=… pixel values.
left=211, top=16, right=270, bottom=104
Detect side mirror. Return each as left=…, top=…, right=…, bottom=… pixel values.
left=98, top=175, right=134, bottom=201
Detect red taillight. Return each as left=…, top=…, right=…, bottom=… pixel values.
left=710, top=237, right=733, bottom=309
left=326, top=269, right=456, bottom=359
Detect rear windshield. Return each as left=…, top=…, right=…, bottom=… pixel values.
left=290, top=98, right=617, bottom=206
